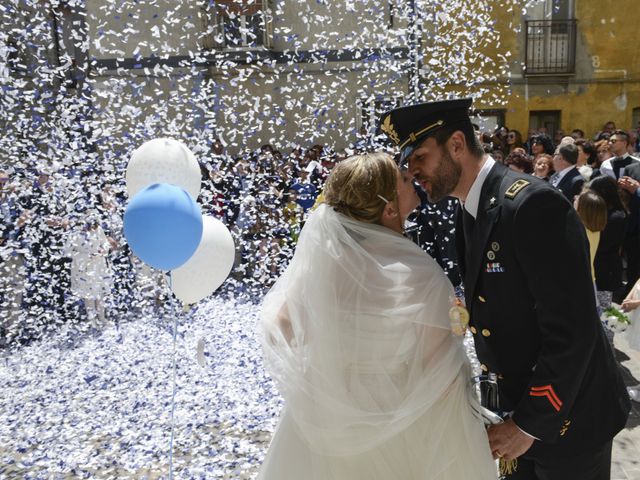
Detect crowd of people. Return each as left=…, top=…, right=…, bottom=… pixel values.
left=481, top=121, right=640, bottom=313
left=1, top=120, right=640, bottom=347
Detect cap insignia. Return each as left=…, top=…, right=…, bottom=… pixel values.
left=381, top=115, right=400, bottom=144
left=399, top=120, right=445, bottom=149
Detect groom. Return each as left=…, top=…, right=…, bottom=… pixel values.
left=380, top=99, right=630, bottom=479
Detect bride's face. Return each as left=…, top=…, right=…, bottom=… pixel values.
left=396, top=169, right=420, bottom=220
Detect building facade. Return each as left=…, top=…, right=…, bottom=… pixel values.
left=475, top=0, right=640, bottom=138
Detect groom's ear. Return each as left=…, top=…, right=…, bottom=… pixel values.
left=448, top=131, right=466, bottom=159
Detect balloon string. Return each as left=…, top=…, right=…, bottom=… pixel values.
left=168, top=273, right=179, bottom=479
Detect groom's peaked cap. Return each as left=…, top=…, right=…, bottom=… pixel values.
left=379, top=98, right=473, bottom=164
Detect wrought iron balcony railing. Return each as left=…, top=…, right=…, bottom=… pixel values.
left=525, top=19, right=577, bottom=75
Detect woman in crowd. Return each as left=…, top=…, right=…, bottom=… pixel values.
left=530, top=134, right=555, bottom=160
left=491, top=126, right=509, bottom=156
left=64, top=211, right=112, bottom=327
left=575, top=139, right=598, bottom=181
left=532, top=153, right=554, bottom=181
left=588, top=176, right=628, bottom=312
left=575, top=189, right=608, bottom=282
left=593, top=139, right=613, bottom=178
left=259, top=153, right=496, bottom=480
left=506, top=129, right=524, bottom=154
left=504, top=150, right=533, bottom=174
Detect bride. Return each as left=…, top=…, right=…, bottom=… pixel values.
left=259, top=153, right=496, bottom=479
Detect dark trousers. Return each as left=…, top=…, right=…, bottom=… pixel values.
left=506, top=441, right=612, bottom=480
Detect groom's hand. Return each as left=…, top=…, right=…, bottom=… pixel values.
left=487, top=418, right=534, bottom=461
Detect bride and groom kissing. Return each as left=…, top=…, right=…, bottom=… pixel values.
left=258, top=99, right=631, bottom=480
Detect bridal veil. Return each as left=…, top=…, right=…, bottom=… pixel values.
left=261, top=204, right=470, bottom=454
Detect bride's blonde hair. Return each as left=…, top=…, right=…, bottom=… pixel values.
left=323, top=152, right=398, bottom=224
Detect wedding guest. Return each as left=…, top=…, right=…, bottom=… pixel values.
left=601, top=130, right=640, bottom=180
left=64, top=212, right=112, bottom=328
left=492, top=149, right=504, bottom=164
left=593, top=139, right=612, bottom=179
left=0, top=169, right=27, bottom=342
left=575, top=189, right=608, bottom=282
left=553, top=129, right=566, bottom=148
left=575, top=139, right=598, bottom=181
left=532, top=154, right=554, bottom=181
left=99, top=182, right=134, bottom=319
left=618, top=168, right=640, bottom=300
left=523, top=128, right=537, bottom=155
left=550, top=144, right=584, bottom=202
left=504, top=150, right=533, bottom=174
left=530, top=134, right=555, bottom=159
left=506, top=129, right=524, bottom=154
left=20, top=167, right=72, bottom=327
left=589, top=176, right=628, bottom=311
left=491, top=125, right=509, bottom=155
left=571, top=129, right=585, bottom=140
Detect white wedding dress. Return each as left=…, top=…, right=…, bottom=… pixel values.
left=625, top=281, right=640, bottom=351
left=259, top=205, right=496, bottom=480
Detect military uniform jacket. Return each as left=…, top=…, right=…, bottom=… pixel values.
left=455, top=162, right=630, bottom=459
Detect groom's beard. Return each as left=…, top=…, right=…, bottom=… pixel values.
left=426, top=148, right=461, bottom=203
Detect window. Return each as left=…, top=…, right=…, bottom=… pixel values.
left=632, top=108, right=640, bottom=131
left=201, top=0, right=271, bottom=50
left=53, top=4, right=88, bottom=88
left=470, top=109, right=506, bottom=134
left=524, top=0, right=576, bottom=75
left=525, top=19, right=576, bottom=75
left=529, top=110, right=561, bottom=139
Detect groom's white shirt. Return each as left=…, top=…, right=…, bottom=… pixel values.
left=463, top=156, right=495, bottom=218
left=460, top=154, right=538, bottom=441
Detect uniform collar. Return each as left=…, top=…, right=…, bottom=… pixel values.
left=463, top=155, right=496, bottom=219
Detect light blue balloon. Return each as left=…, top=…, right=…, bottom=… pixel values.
left=124, top=183, right=203, bottom=271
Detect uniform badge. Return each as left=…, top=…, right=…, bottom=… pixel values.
left=485, top=262, right=504, bottom=273
left=449, top=299, right=469, bottom=336
left=505, top=179, right=530, bottom=199
left=487, top=251, right=496, bottom=261
left=491, top=242, right=500, bottom=252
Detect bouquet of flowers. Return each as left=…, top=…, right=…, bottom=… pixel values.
left=600, top=304, right=631, bottom=333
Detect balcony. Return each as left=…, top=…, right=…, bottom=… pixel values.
left=524, top=19, right=577, bottom=76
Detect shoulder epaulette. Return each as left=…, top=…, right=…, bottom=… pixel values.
left=505, top=179, right=530, bottom=199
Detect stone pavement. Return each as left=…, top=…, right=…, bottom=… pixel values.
left=612, top=334, right=640, bottom=480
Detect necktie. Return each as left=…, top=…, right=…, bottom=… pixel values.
left=550, top=172, right=560, bottom=187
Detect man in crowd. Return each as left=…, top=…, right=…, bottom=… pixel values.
left=0, top=169, right=27, bottom=343
left=20, top=167, right=72, bottom=331
left=380, top=98, right=630, bottom=479
left=620, top=165, right=640, bottom=298
left=601, top=129, right=640, bottom=179
left=550, top=143, right=584, bottom=202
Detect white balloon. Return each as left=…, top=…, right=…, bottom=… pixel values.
left=171, top=216, right=235, bottom=305
left=126, top=138, right=201, bottom=200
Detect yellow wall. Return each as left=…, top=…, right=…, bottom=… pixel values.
left=469, top=0, right=640, bottom=135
